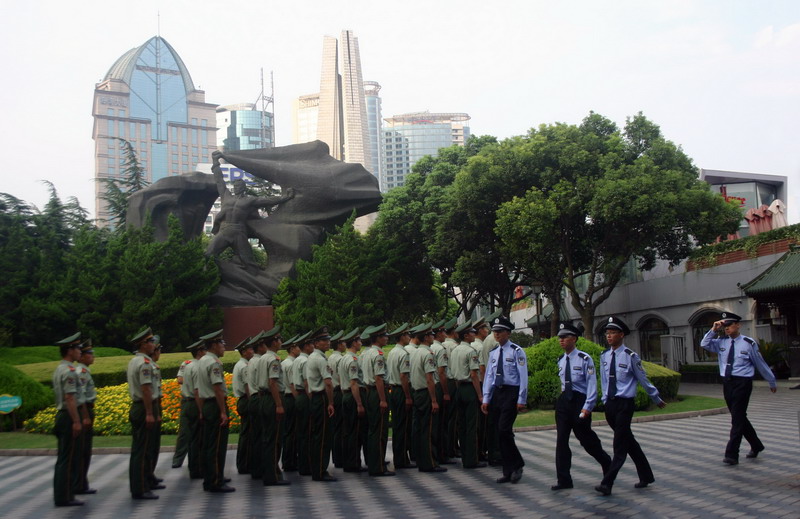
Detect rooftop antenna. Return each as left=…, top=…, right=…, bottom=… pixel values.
left=157, top=11, right=160, bottom=37
left=253, top=68, right=275, bottom=148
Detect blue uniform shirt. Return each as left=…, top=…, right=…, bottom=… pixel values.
left=600, top=345, right=662, bottom=405
left=482, top=341, right=528, bottom=406
left=700, top=330, right=777, bottom=388
left=558, top=349, right=598, bottom=411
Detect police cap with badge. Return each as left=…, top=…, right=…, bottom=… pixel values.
left=720, top=312, right=742, bottom=326
left=557, top=322, right=580, bottom=337
left=603, top=316, right=630, bottom=335
left=491, top=316, right=514, bottom=332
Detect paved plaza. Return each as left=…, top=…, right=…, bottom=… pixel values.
left=1, top=383, right=798, bottom=518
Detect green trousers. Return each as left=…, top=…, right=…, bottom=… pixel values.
left=341, top=390, right=365, bottom=471
left=147, top=398, right=162, bottom=485
left=236, top=396, right=250, bottom=474
left=281, top=394, right=297, bottom=470
left=186, top=400, right=203, bottom=478
left=261, top=392, right=284, bottom=483
left=389, top=385, right=411, bottom=467
left=248, top=393, right=262, bottom=478
left=412, top=389, right=438, bottom=471
left=54, top=410, right=80, bottom=505
left=309, top=391, right=333, bottom=479
left=75, top=404, right=94, bottom=493
left=331, top=389, right=343, bottom=468
left=456, top=383, right=480, bottom=467
left=202, top=399, right=230, bottom=490
left=295, top=392, right=310, bottom=475
left=128, top=401, right=151, bottom=496
left=445, top=379, right=458, bottom=458
left=172, top=399, right=191, bottom=467
left=366, top=386, right=389, bottom=475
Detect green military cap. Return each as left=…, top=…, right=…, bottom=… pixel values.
left=186, top=339, right=204, bottom=352
left=130, top=326, right=153, bottom=346
left=413, top=322, right=433, bottom=336
left=235, top=336, right=253, bottom=352
left=263, top=326, right=281, bottom=338
left=388, top=323, right=409, bottom=337
left=408, top=323, right=424, bottom=335
left=455, top=321, right=476, bottom=334
left=443, top=317, right=458, bottom=332
left=431, top=319, right=447, bottom=330
left=282, top=334, right=298, bottom=348
left=486, top=309, right=502, bottom=322
left=153, top=335, right=161, bottom=346
left=329, top=330, right=344, bottom=342
left=295, top=331, right=312, bottom=344
left=341, top=328, right=361, bottom=342
left=368, top=323, right=388, bottom=338
left=79, top=338, right=94, bottom=354
left=247, top=331, right=265, bottom=346
left=199, top=329, right=224, bottom=344
left=361, top=325, right=376, bottom=337
left=56, top=332, right=82, bottom=345
left=311, top=326, right=332, bottom=341
left=472, top=317, right=487, bottom=329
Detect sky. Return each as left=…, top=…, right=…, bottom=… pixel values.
left=1, top=0, right=798, bottom=222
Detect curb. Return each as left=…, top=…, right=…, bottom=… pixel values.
left=0, top=407, right=729, bottom=457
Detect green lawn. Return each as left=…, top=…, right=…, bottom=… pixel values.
left=0, top=394, right=723, bottom=450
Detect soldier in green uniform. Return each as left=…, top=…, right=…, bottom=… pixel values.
left=469, top=318, right=488, bottom=461
left=478, top=310, right=502, bottom=465
left=196, top=329, right=235, bottom=493
left=126, top=326, right=160, bottom=500
left=232, top=336, right=253, bottom=474
left=172, top=340, right=204, bottom=470
left=405, top=325, right=421, bottom=463
left=246, top=331, right=267, bottom=479
left=327, top=330, right=345, bottom=468
left=452, top=322, right=486, bottom=468
left=292, top=332, right=313, bottom=476
left=430, top=319, right=452, bottom=465
left=305, top=327, right=337, bottom=481
left=258, top=327, right=290, bottom=485
left=75, top=339, right=97, bottom=495
left=387, top=323, right=414, bottom=469
left=147, top=339, right=165, bottom=490
left=441, top=318, right=460, bottom=459
left=337, top=328, right=367, bottom=472
left=410, top=323, right=447, bottom=473
left=53, top=333, right=85, bottom=507
left=280, top=335, right=300, bottom=472
left=363, top=324, right=394, bottom=476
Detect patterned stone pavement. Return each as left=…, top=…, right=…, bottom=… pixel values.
left=1, top=382, right=798, bottom=518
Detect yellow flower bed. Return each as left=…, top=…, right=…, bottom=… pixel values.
left=25, top=374, right=240, bottom=435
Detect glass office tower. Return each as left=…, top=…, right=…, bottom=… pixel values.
left=216, top=103, right=274, bottom=151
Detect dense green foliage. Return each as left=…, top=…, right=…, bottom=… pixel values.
left=524, top=337, right=681, bottom=410
left=688, top=222, right=800, bottom=266
left=0, top=346, right=129, bottom=365
left=0, top=363, right=54, bottom=430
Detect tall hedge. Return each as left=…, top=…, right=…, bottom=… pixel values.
left=524, top=337, right=680, bottom=410
left=0, top=363, right=54, bottom=430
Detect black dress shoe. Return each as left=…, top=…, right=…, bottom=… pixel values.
left=723, top=457, right=739, bottom=465
left=264, top=480, right=291, bottom=486
left=171, top=463, right=182, bottom=468
left=207, top=484, right=236, bottom=493
left=153, top=477, right=164, bottom=483
left=510, top=468, right=523, bottom=483
left=150, top=484, right=166, bottom=490
left=440, top=459, right=456, bottom=465
left=594, top=484, right=612, bottom=496
left=132, top=492, right=159, bottom=500
left=343, top=467, right=367, bottom=473
left=75, top=488, right=97, bottom=494
left=463, top=462, right=487, bottom=469
left=55, top=499, right=85, bottom=506
left=551, top=484, right=573, bottom=491
left=282, top=467, right=298, bottom=472
left=420, top=466, right=447, bottom=473
left=745, top=449, right=762, bottom=459
left=312, top=473, right=338, bottom=482
left=496, top=476, right=511, bottom=484
left=634, top=481, right=653, bottom=488
left=224, top=477, right=231, bottom=483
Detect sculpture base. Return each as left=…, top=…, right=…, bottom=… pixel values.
left=222, top=306, right=274, bottom=349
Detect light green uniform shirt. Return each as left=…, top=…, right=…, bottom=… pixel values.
left=178, top=359, right=195, bottom=399
left=410, top=344, right=437, bottom=391
left=151, top=361, right=162, bottom=399
left=52, top=360, right=78, bottom=411
left=339, top=351, right=363, bottom=389
left=255, top=353, right=275, bottom=392
left=361, top=346, right=386, bottom=386
left=386, top=344, right=411, bottom=386
left=328, top=350, right=344, bottom=389
left=196, top=352, right=226, bottom=399
left=281, top=356, right=295, bottom=395
left=431, top=341, right=449, bottom=381
left=292, top=352, right=310, bottom=391
left=76, top=362, right=96, bottom=405
left=451, top=341, right=480, bottom=381
left=126, top=353, right=154, bottom=401
left=305, top=349, right=331, bottom=393
left=263, top=350, right=284, bottom=393
left=443, top=338, right=459, bottom=379
left=480, top=334, right=498, bottom=367
left=232, top=358, right=249, bottom=398
left=248, top=353, right=263, bottom=393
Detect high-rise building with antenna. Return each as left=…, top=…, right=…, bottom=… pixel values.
left=91, top=36, right=217, bottom=223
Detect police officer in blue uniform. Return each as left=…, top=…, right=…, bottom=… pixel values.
left=700, top=311, right=777, bottom=465
left=552, top=323, right=611, bottom=490
left=481, top=316, right=528, bottom=484
left=595, top=316, right=666, bottom=496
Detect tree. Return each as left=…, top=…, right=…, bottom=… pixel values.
left=496, top=112, right=742, bottom=337
left=98, top=138, right=150, bottom=227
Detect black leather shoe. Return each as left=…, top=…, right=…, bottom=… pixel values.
left=510, top=468, right=523, bottom=483
left=75, top=488, right=97, bottom=494
left=634, top=481, right=653, bottom=489
left=264, top=480, right=291, bottom=486
left=171, top=463, right=182, bottom=468
left=132, top=492, right=159, bottom=500
left=150, top=484, right=166, bottom=490
left=343, top=467, right=367, bottom=473
left=55, top=499, right=85, bottom=506
left=420, top=466, right=447, bottom=473
left=153, top=477, right=164, bottom=483
left=496, top=476, right=511, bottom=484
left=440, top=459, right=456, bottom=465
left=282, top=467, right=298, bottom=472
left=723, top=457, right=739, bottom=465
left=312, top=473, right=338, bottom=482
left=463, top=462, right=487, bottom=469
left=224, top=477, right=231, bottom=483
left=207, top=484, right=236, bottom=493
left=551, top=484, right=573, bottom=491
left=595, top=485, right=612, bottom=496
left=745, top=449, right=762, bottom=459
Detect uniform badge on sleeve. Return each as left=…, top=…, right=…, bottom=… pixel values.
left=518, top=356, right=525, bottom=366
left=588, top=366, right=595, bottom=375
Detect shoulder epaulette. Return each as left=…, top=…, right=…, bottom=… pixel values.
left=144, top=358, right=151, bottom=364
left=183, top=360, right=192, bottom=365
left=68, top=366, right=75, bottom=372
left=577, top=352, right=588, bottom=360
left=623, top=348, right=635, bottom=356
left=743, top=337, right=756, bottom=346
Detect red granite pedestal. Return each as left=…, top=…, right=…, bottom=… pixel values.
left=222, top=306, right=274, bottom=349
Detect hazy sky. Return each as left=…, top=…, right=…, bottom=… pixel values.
left=1, top=0, right=798, bottom=221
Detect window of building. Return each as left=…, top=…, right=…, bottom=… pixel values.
left=108, top=120, right=115, bottom=137
left=201, top=119, right=207, bottom=127
left=638, top=318, right=669, bottom=363
left=192, top=118, right=197, bottom=126
left=691, top=311, right=722, bottom=362
left=171, top=127, right=178, bottom=141
left=107, top=108, right=115, bottom=116
left=119, top=109, right=126, bottom=118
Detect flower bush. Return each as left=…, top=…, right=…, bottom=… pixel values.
left=25, top=373, right=240, bottom=435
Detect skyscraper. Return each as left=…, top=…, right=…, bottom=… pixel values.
left=293, top=30, right=372, bottom=173
left=216, top=103, right=274, bottom=151
left=92, top=36, right=217, bottom=223
left=364, top=81, right=384, bottom=187
left=382, top=111, right=470, bottom=191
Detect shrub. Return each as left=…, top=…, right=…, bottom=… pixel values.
left=524, top=337, right=680, bottom=410
left=0, top=363, right=54, bottom=430
left=510, top=332, right=536, bottom=348
left=0, top=346, right=129, bottom=366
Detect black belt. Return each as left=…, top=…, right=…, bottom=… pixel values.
left=365, top=385, right=376, bottom=389
left=238, top=395, right=249, bottom=399
left=86, top=402, right=95, bottom=408
left=311, top=390, right=326, bottom=396
left=390, top=384, right=402, bottom=388
left=204, top=397, right=216, bottom=402
left=456, top=380, right=472, bottom=386
left=258, top=390, right=268, bottom=396
left=342, top=389, right=351, bottom=393
left=181, top=397, right=194, bottom=402
left=414, top=388, right=428, bottom=393
left=334, top=387, right=342, bottom=392
left=495, top=384, right=519, bottom=390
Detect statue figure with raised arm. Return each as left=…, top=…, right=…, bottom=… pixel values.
left=205, top=150, right=294, bottom=271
